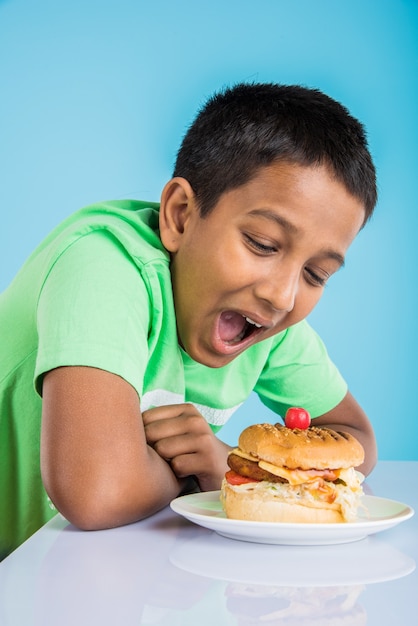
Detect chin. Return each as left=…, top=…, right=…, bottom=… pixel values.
left=188, top=349, right=236, bottom=369
left=180, top=337, right=233, bottom=367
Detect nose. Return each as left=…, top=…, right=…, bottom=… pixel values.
left=254, top=265, right=299, bottom=313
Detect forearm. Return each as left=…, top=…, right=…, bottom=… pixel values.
left=313, top=420, right=376, bottom=476
left=43, top=444, right=188, bottom=531
left=312, top=391, right=377, bottom=476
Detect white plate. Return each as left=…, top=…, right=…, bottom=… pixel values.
left=170, top=491, right=414, bottom=545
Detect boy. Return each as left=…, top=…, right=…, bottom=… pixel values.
left=0, top=82, right=377, bottom=560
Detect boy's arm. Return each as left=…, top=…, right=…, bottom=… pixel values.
left=41, top=366, right=194, bottom=531
left=311, top=390, right=377, bottom=476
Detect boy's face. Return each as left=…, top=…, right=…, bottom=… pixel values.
left=165, top=162, right=365, bottom=368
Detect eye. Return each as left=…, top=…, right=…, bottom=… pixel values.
left=304, top=266, right=329, bottom=287
left=244, top=234, right=277, bottom=255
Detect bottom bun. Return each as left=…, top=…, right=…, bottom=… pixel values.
left=221, top=482, right=344, bottom=524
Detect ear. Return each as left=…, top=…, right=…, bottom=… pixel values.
left=159, top=177, right=197, bottom=252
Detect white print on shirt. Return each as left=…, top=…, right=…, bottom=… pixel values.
left=140, top=388, right=242, bottom=426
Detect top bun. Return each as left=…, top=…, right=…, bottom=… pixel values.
left=238, top=423, right=364, bottom=470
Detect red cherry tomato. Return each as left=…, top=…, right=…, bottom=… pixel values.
left=284, top=407, right=311, bottom=429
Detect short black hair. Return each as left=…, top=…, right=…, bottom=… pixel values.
left=173, top=82, right=377, bottom=225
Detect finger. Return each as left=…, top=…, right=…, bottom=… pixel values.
left=144, top=415, right=187, bottom=446
left=169, top=452, right=199, bottom=479
left=169, top=447, right=218, bottom=481
left=142, top=402, right=196, bottom=425
left=145, top=412, right=209, bottom=446
left=152, top=431, right=206, bottom=462
left=152, top=420, right=214, bottom=462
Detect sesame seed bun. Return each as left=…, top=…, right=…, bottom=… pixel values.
left=238, top=423, right=365, bottom=471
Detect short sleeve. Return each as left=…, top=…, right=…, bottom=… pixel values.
left=254, top=320, right=347, bottom=419
left=35, top=230, right=151, bottom=398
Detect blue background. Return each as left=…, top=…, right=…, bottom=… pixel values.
left=1, top=0, right=417, bottom=460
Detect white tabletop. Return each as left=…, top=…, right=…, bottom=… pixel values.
left=1, top=461, right=417, bottom=625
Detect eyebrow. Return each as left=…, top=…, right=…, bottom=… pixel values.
left=247, top=208, right=346, bottom=268
left=248, top=208, right=298, bottom=234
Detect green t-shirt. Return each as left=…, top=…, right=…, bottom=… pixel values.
left=0, top=200, right=347, bottom=559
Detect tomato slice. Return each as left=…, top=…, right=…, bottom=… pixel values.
left=225, top=470, right=259, bottom=485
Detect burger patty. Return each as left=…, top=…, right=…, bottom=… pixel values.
left=227, top=453, right=287, bottom=483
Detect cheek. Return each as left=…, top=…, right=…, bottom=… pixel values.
left=174, top=247, right=226, bottom=307
left=284, top=286, right=324, bottom=327
left=298, top=288, right=324, bottom=316
left=198, top=240, right=250, bottom=287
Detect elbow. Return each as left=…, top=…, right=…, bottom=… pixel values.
left=41, top=447, right=181, bottom=530
left=360, top=449, right=378, bottom=478
left=358, top=437, right=378, bottom=478
left=50, top=498, right=140, bottom=533
left=42, top=472, right=153, bottom=531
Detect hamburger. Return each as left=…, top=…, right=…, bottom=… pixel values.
left=221, top=422, right=365, bottom=523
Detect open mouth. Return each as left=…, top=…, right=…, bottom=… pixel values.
left=218, top=311, right=264, bottom=346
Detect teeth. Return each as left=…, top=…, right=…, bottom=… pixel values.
left=244, top=316, right=262, bottom=328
